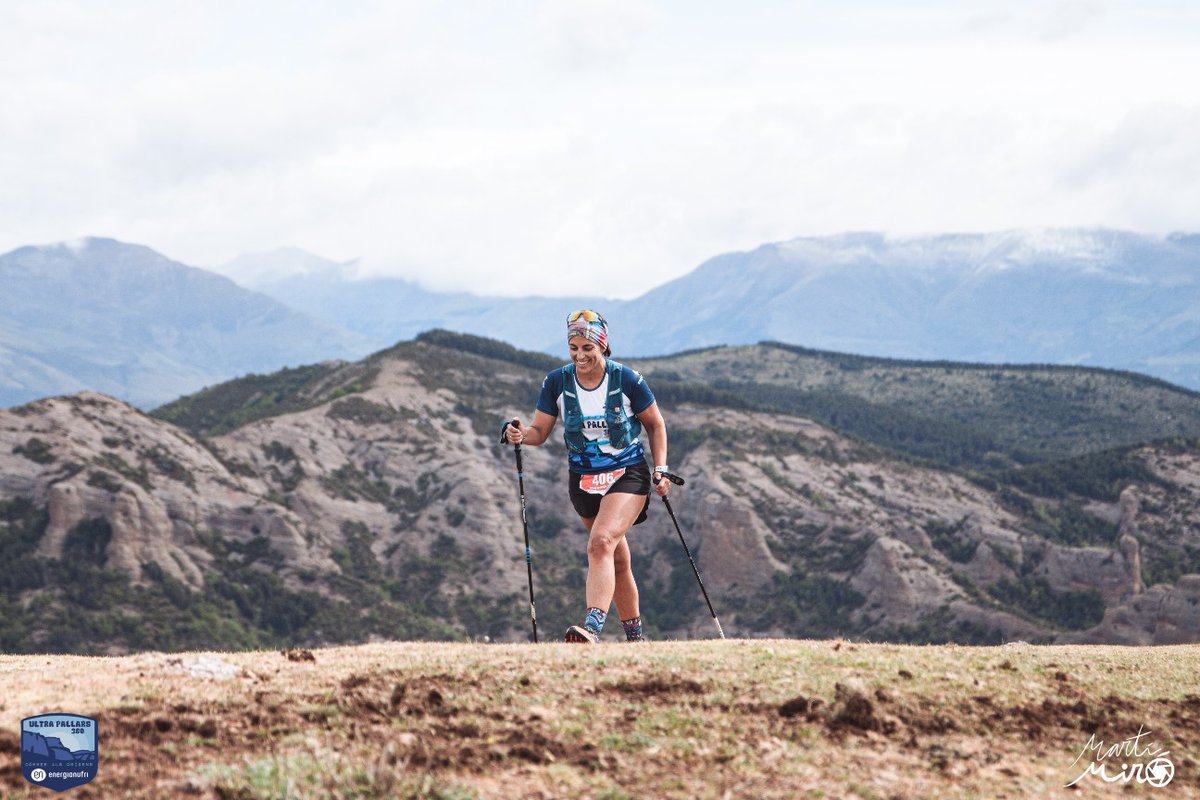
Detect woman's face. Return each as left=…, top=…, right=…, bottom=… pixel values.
left=569, top=336, right=603, bottom=372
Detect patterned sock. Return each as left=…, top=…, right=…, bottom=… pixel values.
left=622, top=616, right=644, bottom=642
left=584, top=607, right=607, bottom=637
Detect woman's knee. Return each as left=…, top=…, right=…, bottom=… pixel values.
left=587, top=526, right=623, bottom=559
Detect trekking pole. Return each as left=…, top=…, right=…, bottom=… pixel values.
left=657, top=471, right=725, bottom=639
left=500, top=419, right=538, bottom=643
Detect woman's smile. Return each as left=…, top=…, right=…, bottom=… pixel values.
left=569, top=339, right=602, bottom=374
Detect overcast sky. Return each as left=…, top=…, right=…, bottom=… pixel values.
left=2, top=1, right=1198, bottom=297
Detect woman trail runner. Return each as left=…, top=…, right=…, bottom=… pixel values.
left=504, top=310, right=670, bottom=643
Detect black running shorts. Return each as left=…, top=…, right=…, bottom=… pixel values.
left=568, top=461, right=652, bottom=525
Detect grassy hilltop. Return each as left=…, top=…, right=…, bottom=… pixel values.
left=2, top=639, right=1199, bottom=799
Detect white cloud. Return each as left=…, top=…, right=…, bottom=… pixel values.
left=533, top=0, right=662, bottom=74
left=2, top=1, right=1199, bottom=297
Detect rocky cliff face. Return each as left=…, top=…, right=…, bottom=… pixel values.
left=3, top=338, right=1200, bottom=651
left=649, top=404, right=1194, bottom=644
left=4, top=393, right=289, bottom=587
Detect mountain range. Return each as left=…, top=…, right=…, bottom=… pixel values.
left=234, top=228, right=1200, bottom=391
left=4, top=331, right=1200, bottom=653
left=236, top=253, right=598, bottom=359
left=2, top=228, right=1198, bottom=410
left=5, top=229, right=1200, bottom=654
left=0, top=239, right=370, bottom=408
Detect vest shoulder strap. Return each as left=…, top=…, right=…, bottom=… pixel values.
left=605, top=360, right=623, bottom=403
left=562, top=363, right=577, bottom=395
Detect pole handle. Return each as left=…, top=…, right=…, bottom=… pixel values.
left=652, top=467, right=685, bottom=486
left=499, top=418, right=521, bottom=446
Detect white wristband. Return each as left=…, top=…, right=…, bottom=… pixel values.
left=654, top=465, right=669, bottom=474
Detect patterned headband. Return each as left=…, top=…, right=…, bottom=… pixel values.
left=566, top=309, right=608, bottom=351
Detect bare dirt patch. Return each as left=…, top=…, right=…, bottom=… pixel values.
left=2, top=641, right=1200, bottom=798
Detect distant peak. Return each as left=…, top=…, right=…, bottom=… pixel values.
left=41, top=236, right=113, bottom=253
left=219, top=247, right=359, bottom=288
left=258, top=245, right=347, bottom=262
left=17, top=237, right=164, bottom=263
left=765, top=227, right=1168, bottom=269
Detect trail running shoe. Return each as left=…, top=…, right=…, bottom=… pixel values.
left=564, top=625, right=598, bottom=643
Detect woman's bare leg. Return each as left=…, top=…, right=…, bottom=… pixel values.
left=580, top=516, right=641, bottom=621
left=582, top=492, right=645, bottom=614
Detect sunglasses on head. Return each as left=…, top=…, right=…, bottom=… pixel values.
left=567, top=310, right=605, bottom=324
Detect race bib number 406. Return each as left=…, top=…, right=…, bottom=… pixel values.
left=579, top=469, right=626, bottom=495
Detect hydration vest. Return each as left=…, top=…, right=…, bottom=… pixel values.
left=561, top=360, right=642, bottom=454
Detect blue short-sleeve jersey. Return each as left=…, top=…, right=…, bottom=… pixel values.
left=536, top=362, right=656, bottom=473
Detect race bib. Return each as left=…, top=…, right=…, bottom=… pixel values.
left=579, top=468, right=626, bottom=495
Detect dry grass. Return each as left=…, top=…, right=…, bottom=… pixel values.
left=3, top=639, right=1200, bottom=798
